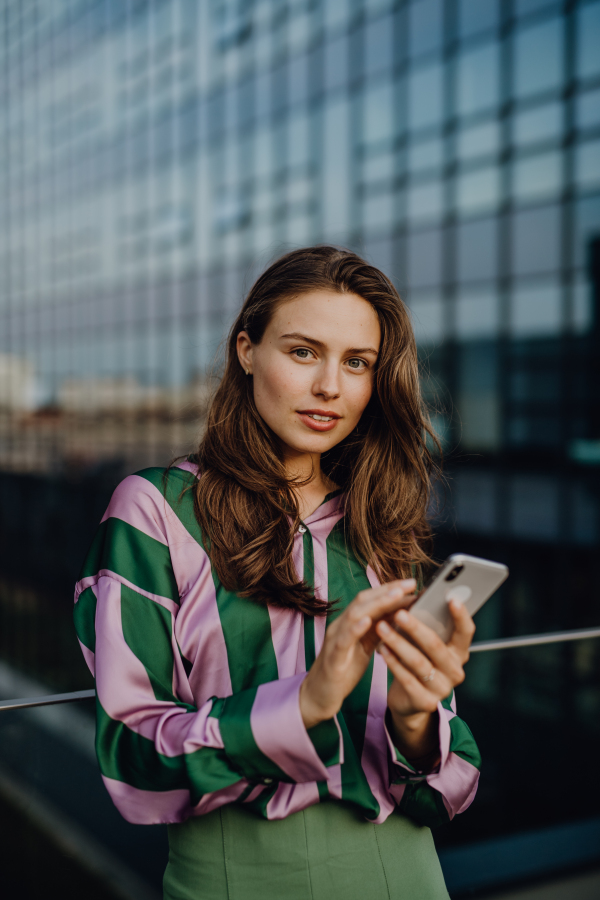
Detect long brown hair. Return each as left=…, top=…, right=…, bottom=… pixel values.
left=194, top=246, right=440, bottom=615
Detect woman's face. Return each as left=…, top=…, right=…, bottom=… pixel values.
left=236, top=290, right=381, bottom=463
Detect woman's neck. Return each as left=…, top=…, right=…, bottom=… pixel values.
left=284, top=451, right=337, bottom=521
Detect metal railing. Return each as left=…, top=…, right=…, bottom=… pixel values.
left=0, top=626, right=599, bottom=713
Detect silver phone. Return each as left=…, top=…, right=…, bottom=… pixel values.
left=410, top=553, right=509, bottom=642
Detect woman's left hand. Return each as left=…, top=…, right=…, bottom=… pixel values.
left=375, top=599, right=475, bottom=764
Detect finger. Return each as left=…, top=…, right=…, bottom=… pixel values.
left=352, top=579, right=417, bottom=621
left=378, top=646, right=439, bottom=713
left=327, top=611, right=373, bottom=659
left=447, top=600, right=476, bottom=658
left=350, top=580, right=416, bottom=615
left=376, top=621, right=452, bottom=697
left=393, top=609, right=466, bottom=686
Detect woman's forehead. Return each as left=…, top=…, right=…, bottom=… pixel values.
left=268, top=291, right=381, bottom=348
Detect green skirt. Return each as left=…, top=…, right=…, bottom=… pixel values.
left=164, top=800, right=449, bottom=900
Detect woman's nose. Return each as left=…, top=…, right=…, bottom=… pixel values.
left=312, top=363, right=341, bottom=400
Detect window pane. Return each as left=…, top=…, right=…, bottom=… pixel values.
left=288, top=111, right=311, bottom=170
left=511, top=204, right=560, bottom=275
left=456, top=216, right=498, bottom=282
left=363, top=192, right=395, bottom=232
left=513, top=19, right=563, bottom=99
left=288, top=53, right=309, bottom=107
left=456, top=167, right=500, bottom=215
left=407, top=290, right=445, bottom=344
left=407, top=227, right=442, bottom=287
left=510, top=280, right=562, bottom=338
left=513, top=102, right=562, bottom=147
left=515, top=0, right=559, bottom=15
left=406, top=180, right=444, bottom=223
left=456, top=287, right=499, bottom=339
left=408, top=62, right=443, bottom=130
left=456, top=120, right=500, bottom=161
left=362, top=151, right=395, bottom=184
left=458, top=0, right=499, bottom=40
left=512, top=151, right=562, bottom=202
left=363, top=82, right=394, bottom=145
left=457, top=42, right=500, bottom=116
left=575, top=140, right=600, bottom=192
left=324, top=34, right=349, bottom=93
left=364, top=14, right=394, bottom=77
left=576, top=88, right=600, bottom=132
left=573, top=194, right=600, bottom=270
left=577, top=2, right=600, bottom=81
left=408, top=0, right=443, bottom=59
left=407, top=136, right=444, bottom=174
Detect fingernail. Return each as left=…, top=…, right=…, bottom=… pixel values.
left=378, top=621, right=391, bottom=634
left=397, top=610, right=409, bottom=624
left=401, top=578, right=416, bottom=588
left=388, top=587, right=404, bottom=598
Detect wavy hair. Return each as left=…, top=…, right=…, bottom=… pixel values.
left=194, top=246, right=440, bottom=615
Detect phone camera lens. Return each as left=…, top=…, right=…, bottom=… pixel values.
left=444, top=565, right=464, bottom=582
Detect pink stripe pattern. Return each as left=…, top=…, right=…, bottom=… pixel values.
left=76, top=465, right=480, bottom=829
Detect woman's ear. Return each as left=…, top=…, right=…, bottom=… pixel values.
left=236, top=331, right=253, bottom=375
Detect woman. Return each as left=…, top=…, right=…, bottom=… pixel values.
left=74, top=247, right=480, bottom=900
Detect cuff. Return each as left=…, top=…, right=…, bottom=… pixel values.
left=386, top=702, right=448, bottom=783
left=216, top=673, right=343, bottom=785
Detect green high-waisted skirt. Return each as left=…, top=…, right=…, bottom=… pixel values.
left=163, top=800, right=449, bottom=900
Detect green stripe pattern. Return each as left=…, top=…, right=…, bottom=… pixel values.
left=75, top=464, right=480, bottom=828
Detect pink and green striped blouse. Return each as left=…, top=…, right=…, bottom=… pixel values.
left=73, top=461, right=480, bottom=828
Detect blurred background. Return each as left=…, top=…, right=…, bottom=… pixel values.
left=0, top=0, right=599, bottom=898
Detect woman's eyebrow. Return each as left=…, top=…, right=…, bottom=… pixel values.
left=280, top=332, right=378, bottom=355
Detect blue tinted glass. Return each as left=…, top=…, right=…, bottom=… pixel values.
left=513, top=18, right=563, bottom=99
left=457, top=216, right=499, bottom=282
left=364, top=14, right=394, bottom=76
left=456, top=167, right=501, bottom=215
left=408, top=62, right=443, bottom=130
left=408, top=0, right=443, bottom=59
left=515, top=0, right=560, bottom=15
left=407, top=137, right=444, bottom=173
left=363, top=82, right=394, bottom=145
left=456, top=120, right=500, bottom=160
left=288, top=53, right=309, bottom=107
left=407, top=227, right=442, bottom=287
left=324, top=33, right=349, bottom=93
left=576, top=88, right=600, bottom=132
left=575, top=140, right=600, bottom=192
left=512, top=151, right=562, bottom=203
left=458, top=0, right=499, bottom=39
left=511, top=205, right=561, bottom=275
left=513, top=102, right=562, bottom=146
left=457, top=42, right=500, bottom=116
left=577, top=2, right=600, bottom=81
left=406, top=180, right=444, bottom=223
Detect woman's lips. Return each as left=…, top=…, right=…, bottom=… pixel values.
left=296, top=411, right=341, bottom=432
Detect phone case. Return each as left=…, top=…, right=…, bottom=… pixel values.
left=410, top=553, right=509, bottom=642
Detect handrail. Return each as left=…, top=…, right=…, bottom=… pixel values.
left=1, top=627, right=599, bottom=713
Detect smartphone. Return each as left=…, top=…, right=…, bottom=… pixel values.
left=410, top=554, right=509, bottom=642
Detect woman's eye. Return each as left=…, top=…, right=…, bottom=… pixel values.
left=294, top=348, right=312, bottom=359
left=347, top=358, right=366, bottom=370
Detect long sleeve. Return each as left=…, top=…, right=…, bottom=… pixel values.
left=385, top=692, right=481, bottom=829
left=73, top=471, right=342, bottom=825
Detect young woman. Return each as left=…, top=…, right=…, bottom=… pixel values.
left=74, top=247, right=480, bottom=900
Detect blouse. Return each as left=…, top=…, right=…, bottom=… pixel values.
left=73, top=460, right=481, bottom=828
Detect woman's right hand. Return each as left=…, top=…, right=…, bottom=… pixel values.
left=299, top=578, right=417, bottom=729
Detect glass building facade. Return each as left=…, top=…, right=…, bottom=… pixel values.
left=1, top=0, right=600, bottom=893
